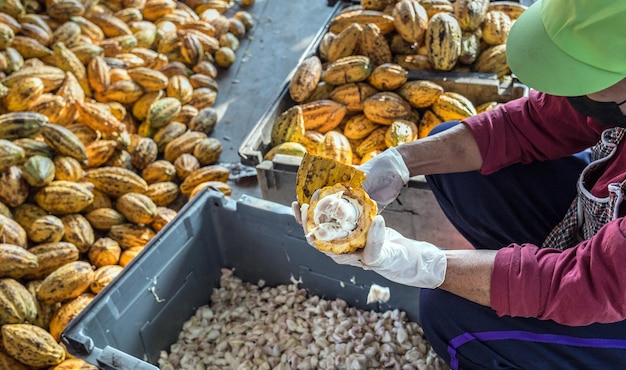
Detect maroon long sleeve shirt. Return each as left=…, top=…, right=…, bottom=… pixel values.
left=463, top=90, right=626, bottom=326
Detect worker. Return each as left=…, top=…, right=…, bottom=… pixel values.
left=294, top=0, right=626, bottom=368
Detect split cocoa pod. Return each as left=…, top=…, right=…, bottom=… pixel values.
left=296, top=153, right=377, bottom=254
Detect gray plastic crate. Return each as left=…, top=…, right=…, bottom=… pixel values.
left=61, top=190, right=422, bottom=369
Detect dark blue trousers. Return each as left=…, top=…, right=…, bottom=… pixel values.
left=419, top=121, right=626, bottom=369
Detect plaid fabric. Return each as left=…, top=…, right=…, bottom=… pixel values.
left=542, top=128, right=626, bottom=250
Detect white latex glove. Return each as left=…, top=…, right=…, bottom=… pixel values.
left=357, top=147, right=410, bottom=210
left=292, top=198, right=447, bottom=289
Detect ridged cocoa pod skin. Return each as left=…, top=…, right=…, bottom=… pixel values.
left=37, top=261, right=95, bottom=304
left=28, top=215, right=65, bottom=244
left=61, top=214, right=95, bottom=253
left=454, top=0, right=490, bottom=31
left=87, top=237, right=121, bottom=267
left=51, top=358, right=99, bottom=370
left=392, top=0, right=429, bottom=45
left=108, top=223, right=155, bottom=249
left=22, top=242, right=80, bottom=281
left=2, top=323, right=65, bottom=367
left=34, top=181, right=94, bottom=215
left=289, top=55, right=322, bottom=103
left=362, top=92, right=412, bottom=125
left=0, top=244, right=38, bottom=279
left=425, top=12, right=462, bottom=71
left=83, top=167, right=148, bottom=198
left=115, top=192, right=158, bottom=225
left=48, top=293, right=94, bottom=342
left=90, top=264, right=123, bottom=294
left=0, top=278, right=38, bottom=325
left=270, top=105, right=304, bottom=148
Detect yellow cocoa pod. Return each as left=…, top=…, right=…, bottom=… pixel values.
left=270, top=105, right=305, bottom=148
left=289, top=55, right=322, bottom=103
left=343, top=114, right=380, bottom=140
left=11, top=36, right=52, bottom=59
left=459, top=30, right=482, bottom=65
left=357, top=22, right=392, bottom=67
left=454, top=0, right=490, bottom=31
left=322, top=55, right=372, bottom=85
left=4, top=76, right=44, bottom=112
left=328, top=9, right=395, bottom=35
left=431, top=91, right=477, bottom=121
left=150, top=207, right=176, bottom=232
left=2, top=323, right=65, bottom=367
left=87, top=237, right=121, bottom=267
left=298, top=130, right=324, bottom=155
left=362, top=91, right=412, bottom=125
left=174, top=152, right=200, bottom=180
left=115, top=192, right=157, bottom=224
left=0, top=166, right=29, bottom=208
left=83, top=166, right=149, bottom=197
left=329, top=82, right=378, bottom=112
left=487, top=1, right=527, bottom=20
left=188, top=87, right=217, bottom=110
left=189, top=180, right=231, bottom=200
left=179, top=165, right=230, bottom=195
left=367, top=63, right=408, bottom=91
left=419, top=0, right=455, bottom=18
left=40, top=123, right=88, bottom=165
left=419, top=109, right=444, bottom=138
left=193, top=137, right=223, bottom=165
left=304, top=183, right=377, bottom=254
left=37, top=260, right=95, bottom=304
left=163, top=130, right=207, bottom=163
left=141, top=160, right=177, bottom=184
left=52, top=42, right=91, bottom=96
left=425, top=12, right=462, bottom=71
left=144, top=181, right=180, bottom=207
left=12, top=203, right=47, bottom=231
left=48, top=293, right=94, bottom=341
left=12, top=138, right=52, bottom=159
left=385, top=119, right=418, bottom=147
left=52, top=358, right=99, bottom=370
left=394, top=54, right=433, bottom=71
left=0, top=278, right=37, bottom=325
left=356, top=126, right=388, bottom=157
left=0, top=217, right=24, bottom=251
left=119, top=246, right=143, bottom=266
left=476, top=101, right=501, bottom=114
left=128, top=67, right=169, bottom=92
left=263, top=141, right=307, bottom=161
left=0, top=139, right=24, bottom=172
left=166, top=75, right=193, bottom=104
left=317, top=131, right=353, bottom=165
left=327, top=23, right=362, bottom=63
left=108, top=223, right=154, bottom=249
left=0, top=245, right=38, bottom=279
left=146, top=97, right=182, bottom=129
left=46, top=0, right=84, bottom=21
left=0, top=111, right=47, bottom=140
left=90, top=264, right=123, bottom=294
left=23, top=242, right=80, bottom=280
left=397, top=80, right=445, bottom=108
left=392, top=0, right=429, bottom=44
left=188, top=107, right=218, bottom=134
left=0, top=346, right=30, bottom=369
left=53, top=156, right=85, bottom=182
left=2, top=65, right=65, bottom=92
left=85, top=208, right=126, bottom=231
left=103, top=79, right=143, bottom=104
left=34, top=181, right=94, bottom=214
left=481, top=10, right=512, bottom=45
left=61, top=214, right=95, bottom=253
left=28, top=215, right=65, bottom=244
left=300, top=99, right=347, bottom=133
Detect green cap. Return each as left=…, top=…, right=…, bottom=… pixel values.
left=506, top=0, right=626, bottom=96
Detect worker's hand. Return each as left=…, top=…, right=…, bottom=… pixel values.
left=293, top=197, right=447, bottom=288
left=360, top=215, right=447, bottom=288
left=357, top=147, right=410, bottom=210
